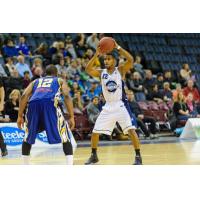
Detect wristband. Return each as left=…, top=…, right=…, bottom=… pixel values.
left=117, top=45, right=121, bottom=50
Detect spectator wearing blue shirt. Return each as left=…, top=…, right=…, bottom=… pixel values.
left=144, top=69, right=157, bottom=93
left=86, top=80, right=102, bottom=100
left=2, top=39, right=18, bottom=58
left=162, top=82, right=173, bottom=102
left=16, top=55, right=32, bottom=78
left=16, top=36, right=31, bottom=56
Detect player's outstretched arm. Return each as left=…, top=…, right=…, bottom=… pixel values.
left=61, top=79, right=75, bottom=130
left=85, top=47, right=102, bottom=78
left=17, top=82, right=34, bottom=129
left=116, top=42, right=134, bottom=76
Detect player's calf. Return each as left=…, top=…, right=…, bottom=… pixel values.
left=22, top=141, right=32, bottom=164
left=0, top=132, right=8, bottom=157
left=63, top=141, right=73, bottom=165
left=128, top=129, right=143, bottom=165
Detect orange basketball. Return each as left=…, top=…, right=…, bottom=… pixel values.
left=99, top=37, right=115, bottom=54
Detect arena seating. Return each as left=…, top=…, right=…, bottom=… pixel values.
left=111, top=33, right=200, bottom=87
left=1, top=33, right=200, bottom=138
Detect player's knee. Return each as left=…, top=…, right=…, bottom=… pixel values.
left=63, top=141, right=73, bottom=156
left=128, top=129, right=137, bottom=136
left=22, top=141, right=32, bottom=156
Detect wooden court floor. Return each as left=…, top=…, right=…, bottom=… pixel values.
left=1, top=140, right=200, bottom=165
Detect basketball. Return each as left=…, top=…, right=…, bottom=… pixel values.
left=99, top=37, right=115, bottom=54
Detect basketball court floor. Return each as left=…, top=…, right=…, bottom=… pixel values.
left=1, top=136, right=200, bottom=165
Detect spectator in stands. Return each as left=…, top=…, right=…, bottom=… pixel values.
left=86, top=33, right=99, bottom=50
left=86, top=96, right=100, bottom=125
left=23, top=71, right=31, bottom=89
left=180, top=63, right=194, bottom=85
left=172, top=83, right=182, bottom=101
left=66, top=59, right=80, bottom=79
left=31, top=66, right=43, bottom=81
left=58, top=41, right=68, bottom=57
left=2, top=39, right=18, bottom=58
left=164, top=70, right=175, bottom=89
left=183, top=80, right=200, bottom=103
left=0, top=79, right=8, bottom=157
left=73, top=91, right=83, bottom=114
left=56, top=58, right=68, bottom=76
left=98, top=93, right=106, bottom=111
left=0, top=78, right=5, bottom=114
left=127, top=90, right=158, bottom=139
left=126, top=72, right=146, bottom=101
left=133, top=56, right=144, bottom=77
left=12, top=69, right=20, bottom=78
left=157, top=73, right=164, bottom=90
left=16, top=36, right=31, bottom=56
left=186, top=93, right=200, bottom=117
left=74, top=73, right=85, bottom=90
left=65, top=36, right=77, bottom=59
left=74, top=33, right=88, bottom=57
left=5, top=89, right=20, bottom=122
left=0, top=63, right=7, bottom=77
left=32, top=57, right=43, bottom=72
left=162, top=82, right=173, bottom=102
left=16, top=55, right=32, bottom=78
left=144, top=69, right=156, bottom=93
left=34, top=43, right=50, bottom=65
left=86, top=80, right=102, bottom=100
left=49, top=41, right=59, bottom=56
left=84, top=48, right=94, bottom=60
left=99, top=33, right=105, bottom=40
left=3, top=57, right=17, bottom=77
left=70, top=81, right=84, bottom=98
left=173, top=92, right=195, bottom=121
left=147, top=84, right=163, bottom=103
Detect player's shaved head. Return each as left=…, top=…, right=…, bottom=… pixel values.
left=46, top=65, right=58, bottom=76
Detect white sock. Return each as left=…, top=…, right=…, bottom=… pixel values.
left=22, top=155, right=30, bottom=165
left=66, top=155, right=73, bottom=165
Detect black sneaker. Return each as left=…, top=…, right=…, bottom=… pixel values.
left=85, top=153, right=99, bottom=165
left=134, top=156, right=142, bottom=165
left=1, top=149, right=8, bottom=157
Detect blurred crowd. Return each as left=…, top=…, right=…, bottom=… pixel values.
left=0, top=33, right=200, bottom=138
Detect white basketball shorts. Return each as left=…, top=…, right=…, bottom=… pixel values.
left=93, top=101, right=136, bottom=135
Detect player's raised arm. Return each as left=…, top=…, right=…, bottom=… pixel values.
left=117, top=42, right=134, bottom=76
left=60, top=79, right=75, bottom=130
left=85, top=47, right=102, bottom=78
left=17, top=82, right=34, bottom=129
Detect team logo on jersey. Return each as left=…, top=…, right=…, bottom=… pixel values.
left=106, top=80, right=118, bottom=92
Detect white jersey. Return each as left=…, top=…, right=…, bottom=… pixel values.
left=101, top=68, right=124, bottom=103
left=93, top=68, right=137, bottom=135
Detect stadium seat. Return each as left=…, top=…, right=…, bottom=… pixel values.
left=55, top=33, right=65, bottom=40
left=73, top=114, right=92, bottom=140
left=32, top=33, right=43, bottom=38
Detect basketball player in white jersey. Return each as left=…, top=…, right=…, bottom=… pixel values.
left=85, top=41, right=142, bottom=165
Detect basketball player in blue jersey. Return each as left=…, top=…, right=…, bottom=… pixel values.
left=17, top=65, right=75, bottom=165
left=85, top=41, right=142, bottom=165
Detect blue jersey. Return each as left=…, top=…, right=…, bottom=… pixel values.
left=29, top=76, right=62, bottom=103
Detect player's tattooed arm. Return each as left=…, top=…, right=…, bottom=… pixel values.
left=60, top=79, right=75, bottom=130
left=115, top=41, right=134, bottom=77
left=85, top=46, right=102, bottom=78
left=17, top=81, right=34, bottom=129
